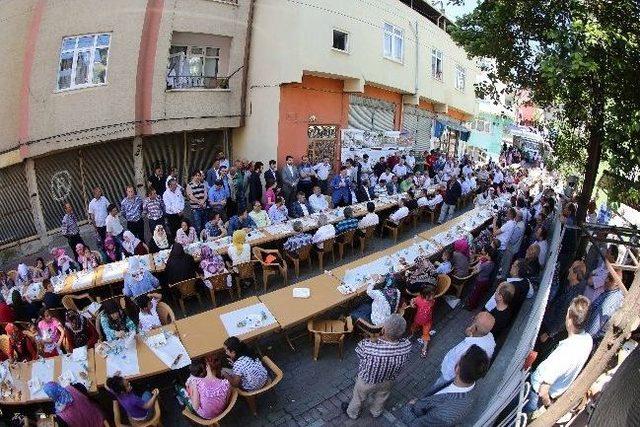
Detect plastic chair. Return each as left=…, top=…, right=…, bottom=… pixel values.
left=284, top=244, right=313, bottom=278
left=357, top=226, right=376, bottom=255
left=434, top=274, right=452, bottom=298
left=181, top=388, right=238, bottom=426
left=237, top=356, right=284, bottom=416
left=231, top=261, right=258, bottom=297
left=170, top=278, right=203, bottom=317
left=252, top=248, right=287, bottom=292
left=0, top=334, right=10, bottom=358
left=382, top=219, right=401, bottom=243
left=62, top=293, right=97, bottom=312
left=354, top=318, right=383, bottom=339
left=156, top=301, right=176, bottom=325
left=315, top=237, right=335, bottom=271
left=205, top=272, right=235, bottom=307
left=307, top=317, right=354, bottom=361
left=113, top=389, right=162, bottom=426
left=451, top=271, right=477, bottom=298
left=336, top=229, right=356, bottom=260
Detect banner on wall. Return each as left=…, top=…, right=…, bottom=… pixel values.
left=340, top=128, right=414, bottom=161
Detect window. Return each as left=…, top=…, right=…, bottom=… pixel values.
left=57, top=33, right=110, bottom=91
left=471, top=119, right=491, bottom=133
left=167, top=44, right=222, bottom=89
left=455, top=64, right=466, bottom=91
left=383, top=23, right=403, bottom=62
left=332, top=29, right=349, bottom=52
left=431, top=48, right=443, bottom=81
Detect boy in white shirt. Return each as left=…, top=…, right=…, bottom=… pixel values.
left=135, top=293, right=163, bottom=332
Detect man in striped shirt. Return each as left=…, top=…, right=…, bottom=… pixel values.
left=343, top=314, right=412, bottom=419
left=60, top=202, right=85, bottom=261
left=186, top=170, right=208, bottom=235
left=121, top=186, right=144, bottom=241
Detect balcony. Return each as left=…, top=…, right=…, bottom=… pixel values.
left=166, top=75, right=230, bottom=90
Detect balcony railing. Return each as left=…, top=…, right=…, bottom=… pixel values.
left=166, top=75, right=230, bottom=90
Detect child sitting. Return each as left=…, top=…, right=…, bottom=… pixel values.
left=106, top=374, right=159, bottom=422
left=410, top=284, right=436, bottom=358
left=134, top=293, right=163, bottom=333
left=434, top=248, right=453, bottom=275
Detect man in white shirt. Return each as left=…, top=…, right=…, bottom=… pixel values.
left=373, top=180, right=388, bottom=198
left=388, top=199, right=409, bottom=224
left=379, top=168, right=395, bottom=184
left=313, top=156, right=332, bottom=194
left=461, top=177, right=472, bottom=196
left=405, top=151, right=416, bottom=171
left=105, top=203, right=125, bottom=249
left=494, top=207, right=517, bottom=251
left=360, top=154, right=373, bottom=175
left=312, top=214, right=335, bottom=249
left=493, top=169, right=504, bottom=187
left=534, top=227, right=548, bottom=266
left=308, top=185, right=329, bottom=212
left=431, top=312, right=496, bottom=392
left=88, top=186, right=110, bottom=244
left=462, top=163, right=473, bottom=178
left=392, top=159, right=408, bottom=179
left=358, top=201, right=380, bottom=230
left=524, top=296, right=592, bottom=415
left=163, top=178, right=185, bottom=241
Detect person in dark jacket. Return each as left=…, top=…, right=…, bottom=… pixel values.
left=290, top=192, right=314, bottom=218
left=437, top=176, right=462, bottom=224
left=165, top=243, right=198, bottom=285
left=247, top=162, right=263, bottom=205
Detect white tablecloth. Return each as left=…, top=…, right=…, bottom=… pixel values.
left=143, top=332, right=191, bottom=370
left=219, top=303, right=277, bottom=337
left=29, top=358, right=54, bottom=399
left=105, top=338, right=140, bottom=377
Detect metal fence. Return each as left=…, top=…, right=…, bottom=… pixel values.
left=0, top=164, right=37, bottom=244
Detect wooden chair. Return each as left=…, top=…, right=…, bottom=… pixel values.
left=0, top=334, right=10, bottom=358
left=205, top=272, right=235, bottom=307
left=252, top=248, right=287, bottom=292
left=451, top=271, right=477, bottom=298
left=237, top=356, right=284, bottom=416
left=232, top=261, right=258, bottom=297
left=7, top=270, right=17, bottom=282
left=156, top=301, right=176, bottom=325
left=62, top=293, right=97, bottom=312
left=382, top=219, right=401, bottom=243
left=46, top=261, right=57, bottom=277
left=315, top=237, right=335, bottom=271
left=92, top=250, right=105, bottom=264
left=113, top=389, right=162, bottom=426
left=170, top=278, right=202, bottom=317
left=182, top=388, right=238, bottom=426
left=409, top=209, right=420, bottom=228
left=354, top=318, right=383, bottom=339
left=284, top=244, right=313, bottom=278
left=357, top=226, right=376, bottom=256
left=434, top=274, right=452, bottom=298
left=336, top=229, right=356, bottom=260
left=307, top=317, right=354, bottom=361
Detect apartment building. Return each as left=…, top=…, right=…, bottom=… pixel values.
left=0, top=0, right=252, bottom=248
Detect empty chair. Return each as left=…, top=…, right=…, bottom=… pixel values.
left=170, top=278, right=203, bottom=317
left=307, top=317, right=354, bottom=361
left=252, top=247, right=287, bottom=292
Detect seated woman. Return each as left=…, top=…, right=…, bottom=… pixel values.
left=15, top=263, right=33, bottom=288
left=11, top=289, right=40, bottom=322
left=148, top=224, right=170, bottom=253
left=222, top=336, right=268, bottom=392
left=465, top=244, right=497, bottom=310
left=351, top=274, right=401, bottom=327
left=176, top=219, right=198, bottom=246
left=51, top=248, right=79, bottom=275
left=99, top=299, right=137, bottom=341
left=404, top=255, right=437, bottom=295
left=135, top=293, right=163, bottom=332
left=102, top=235, right=121, bottom=264
left=165, top=243, right=198, bottom=285
left=32, top=257, right=52, bottom=281
left=37, top=307, right=64, bottom=357
left=0, top=294, right=15, bottom=323
left=248, top=201, right=271, bottom=228
left=201, top=213, right=227, bottom=242
left=106, top=374, right=159, bottom=422
left=184, top=359, right=232, bottom=420
left=227, top=230, right=251, bottom=272
left=5, top=323, right=38, bottom=362
left=75, top=244, right=99, bottom=270
left=123, top=257, right=160, bottom=298
left=262, top=179, right=278, bottom=211
left=200, top=246, right=226, bottom=290
left=122, top=230, right=149, bottom=257
left=43, top=381, right=106, bottom=427
left=42, top=279, right=62, bottom=309
left=63, top=310, right=98, bottom=351
left=451, top=238, right=471, bottom=277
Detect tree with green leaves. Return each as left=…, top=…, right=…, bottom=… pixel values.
left=449, top=0, right=640, bottom=223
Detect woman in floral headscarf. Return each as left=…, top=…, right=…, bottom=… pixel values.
left=5, top=322, right=38, bottom=362
left=102, top=235, right=119, bottom=263
left=405, top=255, right=438, bottom=295
left=15, top=263, right=33, bottom=287
left=63, top=309, right=98, bottom=351
left=43, top=381, right=105, bottom=427
left=75, top=244, right=99, bottom=270
left=122, top=230, right=149, bottom=257
left=200, top=246, right=226, bottom=278
left=149, top=224, right=170, bottom=253
left=51, top=247, right=78, bottom=274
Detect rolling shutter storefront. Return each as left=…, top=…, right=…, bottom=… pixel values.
left=403, top=105, right=434, bottom=152
left=0, top=164, right=37, bottom=244
left=347, top=95, right=396, bottom=131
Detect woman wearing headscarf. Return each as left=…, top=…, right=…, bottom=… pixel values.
left=200, top=246, right=226, bottom=281
left=122, top=230, right=149, bottom=257
left=404, top=255, right=438, bottom=295
left=0, top=294, right=15, bottom=323
left=102, top=235, right=120, bottom=263
left=227, top=230, right=251, bottom=269
left=43, top=381, right=105, bottom=427
left=465, top=244, right=497, bottom=310
left=15, top=263, right=32, bottom=287
left=51, top=248, right=78, bottom=274
left=32, top=257, right=51, bottom=281
left=63, top=310, right=98, bottom=351
left=75, top=244, right=99, bottom=270
left=175, top=218, right=198, bottom=246
left=99, top=299, right=136, bottom=341
left=123, top=257, right=160, bottom=298
left=165, top=242, right=198, bottom=285
left=11, top=289, right=40, bottom=322
left=451, top=238, right=471, bottom=277
left=148, top=224, right=170, bottom=253
left=350, top=274, right=401, bottom=327
left=5, top=323, right=38, bottom=362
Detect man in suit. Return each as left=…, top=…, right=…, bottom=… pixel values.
left=264, top=159, right=281, bottom=188
left=331, top=166, right=352, bottom=207
left=290, top=191, right=314, bottom=218
left=404, top=345, right=490, bottom=426
left=281, top=155, right=299, bottom=205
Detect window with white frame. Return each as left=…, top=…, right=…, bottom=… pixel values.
left=455, top=64, right=466, bottom=91
left=383, top=23, right=403, bottom=62
left=472, top=119, right=491, bottom=133
left=431, top=48, right=443, bottom=81
left=57, top=33, right=111, bottom=91
left=332, top=29, right=349, bottom=52
left=167, top=45, right=221, bottom=89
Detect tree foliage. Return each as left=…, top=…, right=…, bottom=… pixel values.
left=449, top=0, right=640, bottom=219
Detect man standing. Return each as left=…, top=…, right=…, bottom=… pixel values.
left=217, top=166, right=233, bottom=217
left=437, top=177, right=461, bottom=224
left=405, top=150, right=417, bottom=171
left=147, top=164, right=165, bottom=197
left=360, top=153, right=373, bottom=175
left=248, top=162, right=264, bottom=205
left=208, top=180, right=228, bottom=219
left=313, top=156, right=332, bottom=194
left=205, top=159, right=221, bottom=188
left=264, top=160, right=281, bottom=189
left=331, top=166, right=352, bottom=207
left=143, top=187, right=165, bottom=236
left=61, top=202, right=85, bottom=260
left=342, top=314, right=412, bottom=420
left=298, top=155, right=316, bottom=198
left=87, top=187, right=109, bottom=244
left=281, top=155, right=299, bottom=205
left=121, top=186, right=144, bottom=241
left=493, top=207, right=517, bottom=270
left=163, top=178, right=185, bottom=241
left=498, top=211, right=525, bottom=281
left=186, top=170, right=208, bottom=235
left=584, top=271, right=625, bottom=344
left=373, top=156, right=387, bottom=177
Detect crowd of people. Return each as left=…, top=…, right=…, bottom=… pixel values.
left=0, top=144, right=631, bottom=426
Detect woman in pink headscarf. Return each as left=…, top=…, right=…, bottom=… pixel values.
left=451, top=238, right=470, bottom=277
left=51, top=248, right=78, bottom=275
left=75, top=244, right=99, bottom=270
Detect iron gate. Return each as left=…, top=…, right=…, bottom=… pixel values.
left=0, top=164, right=37, bottom=244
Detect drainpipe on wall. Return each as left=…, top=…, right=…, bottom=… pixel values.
left=414, top=20, right=419, bottom=96
left=239, top=0, right=257, bottom=127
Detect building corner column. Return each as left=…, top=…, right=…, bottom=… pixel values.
left=133, top=137, right=146, bottom=196
left=24, top=159, right=50, bottom=246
